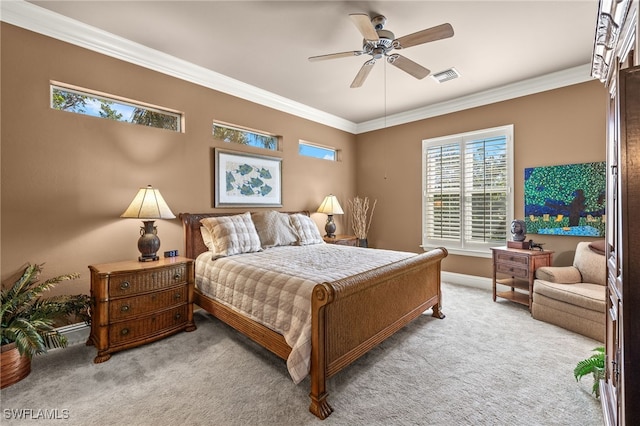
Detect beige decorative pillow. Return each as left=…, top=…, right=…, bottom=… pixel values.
left=251, top=211, right=298, bottom=248
left=200, top=212, right=261, bottom=258
left=290, top=213, right=324, bottom=245
left=200, top=226, right=215, bottom=251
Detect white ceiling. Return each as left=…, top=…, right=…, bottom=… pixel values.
left=18, top=1, right=598, bottom=129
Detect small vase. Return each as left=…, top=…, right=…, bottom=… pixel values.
left=358, top=238, right=368, bottom=248
left=1, top=343, right=31, bottom=389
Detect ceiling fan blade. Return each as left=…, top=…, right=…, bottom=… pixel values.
left=394, top=23, right=454, bottom=49
left=387, top=54, right=430, bottom=79
left=308, top=51, right=363, bottom=62
left=351, top=59, right=376, bottom=88
left=349, top=13, right=379, bottom=41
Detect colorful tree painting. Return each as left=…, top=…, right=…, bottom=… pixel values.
left=524, top=162, right=606, bottom=236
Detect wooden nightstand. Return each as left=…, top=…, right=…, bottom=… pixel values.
left=87, top=256, right=196, bottom=363
left=323, top=234, right=358, bottom=246
left=491, top=247, right=553, bottom=310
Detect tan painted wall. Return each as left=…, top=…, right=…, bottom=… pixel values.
left=1, top=23, right=608, bottom=295
left=0, top=24, right=356, bottom=294
left=356, top=80, right=608, bottom=276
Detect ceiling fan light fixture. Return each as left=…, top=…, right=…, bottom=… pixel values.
left=431, top=67, right=460, bottom=83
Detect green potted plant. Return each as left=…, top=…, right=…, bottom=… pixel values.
left=1, top=263, right=90, bottom=388
left=574, top=346, right=605, bottom=398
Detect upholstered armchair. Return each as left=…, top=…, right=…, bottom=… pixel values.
left=532, top=241, right=606, bottom=342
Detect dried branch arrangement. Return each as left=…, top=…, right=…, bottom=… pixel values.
left=348, top=196, right=377, bottom=239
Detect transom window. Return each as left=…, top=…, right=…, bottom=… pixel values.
left=50, top=82, right=182, bottom=132
left=422, top=125, right=514, bottom=257
left=212, top=121, right=279, bottom=151
left=298, top=140, right=337, bottom=161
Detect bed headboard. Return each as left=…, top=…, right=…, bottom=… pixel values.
left=179, top=211, right=310, bottom=260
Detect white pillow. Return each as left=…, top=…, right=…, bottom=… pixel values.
left=290, top=213, right=324, bottom=245
left=251, top=210, right=298, bottom=249
left=200, top=212, right=262, bottom=258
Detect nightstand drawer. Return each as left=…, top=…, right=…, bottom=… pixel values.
left=333, top=239, right=357, bottom=246
left=109, top=286, right=187, bottom=320
left=323, top=235, right=358, bottom=246
left=495, top=262, right=529, bottom=278
left=108, top=264, right=187, bottom=297
left=109, top=305, right=188, bottom=346
left=495, top=252, right=529, bottom=266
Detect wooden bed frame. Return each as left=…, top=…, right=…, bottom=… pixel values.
left=179, top=212, right=448, bottom=419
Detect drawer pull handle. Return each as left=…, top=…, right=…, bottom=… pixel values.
left=120, top=328, right=129, bottom=336
left=173, top=273, right=182, bottom=280
left=174, top=313, right=182, bottom=321
left=174, top=293, right=182, bottom=300
left=120, top=304, right=130, bottom=312
left=120, top=281, right=130, bottom=290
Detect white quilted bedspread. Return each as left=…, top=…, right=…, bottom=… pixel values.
left=195, top=244, right=415, bottom=383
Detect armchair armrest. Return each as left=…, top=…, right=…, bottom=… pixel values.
left=535, top=266, right=582, bottom=284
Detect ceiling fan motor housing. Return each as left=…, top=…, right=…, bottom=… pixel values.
left=362, top=29, right=395, bottom=58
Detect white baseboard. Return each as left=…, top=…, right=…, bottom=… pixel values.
left=56, top=323, right=90, bottom=346
left=442, top=272, right=492, bottom=291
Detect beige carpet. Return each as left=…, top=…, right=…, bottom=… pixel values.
left=1, top=282, right=602, bottom=425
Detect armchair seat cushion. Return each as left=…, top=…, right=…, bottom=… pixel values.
left=533, top=280, right=605, bottom=313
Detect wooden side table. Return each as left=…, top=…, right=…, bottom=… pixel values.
left=323, top=234, right=358, bottom=246
left=87, top=256, right=196, bottom=363
left=491, top=247, right=553, bottom=310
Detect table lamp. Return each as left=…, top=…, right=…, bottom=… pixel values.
left=317, top=194, right=344, bottom=238
left=121, top=185, right=176, bottom=261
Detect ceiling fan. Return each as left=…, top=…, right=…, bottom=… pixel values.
left=309, top=14, right=454, bottom=88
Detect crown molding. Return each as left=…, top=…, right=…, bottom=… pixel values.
left=2, top=0, right=595, bottom=135
left=355, top=64, right=594, bottom=133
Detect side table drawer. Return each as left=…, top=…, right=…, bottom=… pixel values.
left=109, top=286, right=187, bottom=320
left=496, top=262, right=529, bottom=279
left=108, top=264, right=187, bottom=297
left=495, top=252, right=528, bottom=266
left=109, top=305, right=188, bottom=346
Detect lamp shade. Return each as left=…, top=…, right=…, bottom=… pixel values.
left=317, top=195, right=344, bottom=215
left=121, top=185, right=176, bottom=219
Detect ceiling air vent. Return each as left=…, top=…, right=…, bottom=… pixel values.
left=431, top=68, right=460, bottom=83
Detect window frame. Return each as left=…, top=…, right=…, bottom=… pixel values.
left=212, top=121, right=279, bottom=151
left=50, top=81, right=183, bottom=132
left=298, top=140, right=338, bottom=161
left=421, top=125, right=514, bottom=258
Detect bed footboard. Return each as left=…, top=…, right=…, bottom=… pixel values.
left=180, top=212, right=448, bottom=420
left=308, top=247, right=448, bottom=419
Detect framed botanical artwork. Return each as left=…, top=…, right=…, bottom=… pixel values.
left=524, top=161, right=606, bottom=237
left=214, top=148, right=282, bottom=207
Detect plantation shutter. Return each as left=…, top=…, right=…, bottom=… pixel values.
left=422, top=125, right=512, bottom=254
left=463, top=136, right=508, bottom=244
left=424, top=143, right=461, bottom=242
